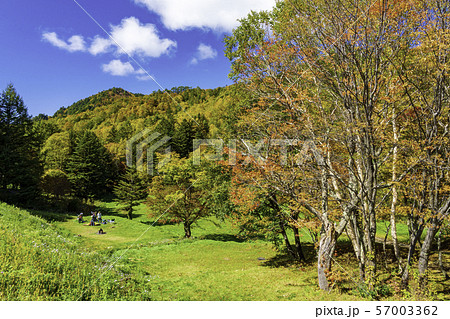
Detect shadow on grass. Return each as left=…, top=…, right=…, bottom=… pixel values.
left=97, top=206, right=124, bottom=218
left=262, top=243, right=316, bottom=268
left=96, top=205, right=146, bottom=220
left=28, top=209, right=72, bottom=223
left=140, top=220, right=179, bottom=226
left=200, top=233, right=246, bottom=243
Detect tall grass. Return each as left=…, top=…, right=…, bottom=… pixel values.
left=0, top=203, right=151, bottom=300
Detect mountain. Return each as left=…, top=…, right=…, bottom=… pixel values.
left=53, top=87, right=137, bottom=117
left=44, top=85, right=243, bottom=161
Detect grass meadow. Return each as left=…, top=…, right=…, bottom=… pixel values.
left=0, top=200, right=448, bottom=301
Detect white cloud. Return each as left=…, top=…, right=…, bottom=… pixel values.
left=109, top=17, right=177, bottom=57
left=197, top=43, right=217, bottom=60
left=42, top=32, right=86, bottom=52
left=133, top=0, right=276, bottom=32
left=43, top=17, right=176, bottom=78
left=101, top=59, right=153, bottom=80
left=136, top=74, right=154, bottom=81
left=190, top=43, right=217, bottom=65
left=102, top=60, right=137, bottom=76
left=89, top=36, right=113, bottom=55
left=43, top=17, right=176, bottom=59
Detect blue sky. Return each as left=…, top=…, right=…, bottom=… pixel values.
left=0, top=0, right=275, bottom=116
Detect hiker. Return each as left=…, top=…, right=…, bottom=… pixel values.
left=89, top=215, right=95, bottom=226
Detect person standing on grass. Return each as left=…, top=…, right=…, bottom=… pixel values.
left=89, top=215, right=95, bottom=226
left=97, top=211, right=102, bottom=223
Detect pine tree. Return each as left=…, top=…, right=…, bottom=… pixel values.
left=114, top=166, right=148, bottom=220
left=193, top=114, right=210, bottom=140
left=66, top=131, right=114, bottom=201
left=155, top=114, right=175, bottom=139
left=172, top=115, right=209, bottom=158
left=173, top=118, right=194, bottom=158
left=0, top=84, right=41, bottom=203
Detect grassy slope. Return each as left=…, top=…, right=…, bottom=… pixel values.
left=0, top=203, right=151, bottom=301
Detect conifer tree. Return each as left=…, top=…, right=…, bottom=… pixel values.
left=114, top=166, right=148, bottom=220
left=0, top=84, right=41, bottom=203
left=66, top=131, right=114, bottom=201
left=173, top=118, right=194, bottom=158
left=172, top=115, right=209, bottom=158
left=193, top=114, right=209, bottom=140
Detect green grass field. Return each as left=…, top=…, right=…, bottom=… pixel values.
left=1, top=200, right=448, bottom=301
left=53, top=203, right=357, bottom=300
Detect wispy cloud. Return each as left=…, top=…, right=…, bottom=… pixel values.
left=190, top=43, right=217, bottom=65
left=44, top=17, right=176, bottom=59
left=108, top=17, right=176, bottom=58
left=42, top=32, right=87, bottom=53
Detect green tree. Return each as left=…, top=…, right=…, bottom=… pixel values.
left=172, top=115, right=210, bottom=158
left=0, top=84, right=41, bottom=203
left=32, top=118, right=59, bottom=149
left=155, top=114, right=175, bottom=138
left=66, top=131, right=115, bottom=201
left=193, top=114, right=209, bottom=140
left=147, top=153, right=215, bottom=238
left=114, top=166, right=148, bottom=220
left=41, top=132, right=71, bottom=170
left=173, top=118, right=194, bottom=158
left=41, top=169, right=71, bottom=199
left=106, top=126, right=119, bottom=143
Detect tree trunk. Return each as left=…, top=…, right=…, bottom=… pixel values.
left=365, top=188, right=378, bottom=290
left=279, top=220, right=296, bottom=259
left=437, top=229, right=449, bottom=279
left=390, top=111, right=402, bottom=269
left=401, top=222, right=424, bottom=290
left=184, top=222, right=192, bottom=238
left=346, top=214, right=366, bottom=282
left=383, top=223, right=390, bottom=269
left=317, top=222, right=336, bottom=291
left=418, top=224, right=439, bottom=292
left=293, top=226, right=306, bottom=261
left=127, top=208, right=133, bottom=220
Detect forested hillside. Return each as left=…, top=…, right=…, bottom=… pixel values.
left=42, top=86, right=239, bottom=162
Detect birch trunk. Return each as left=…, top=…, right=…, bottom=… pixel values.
left=317, top=222, right=336, bottom=291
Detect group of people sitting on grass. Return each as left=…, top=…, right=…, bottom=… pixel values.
left=77, top=211, right=115, bottom=226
